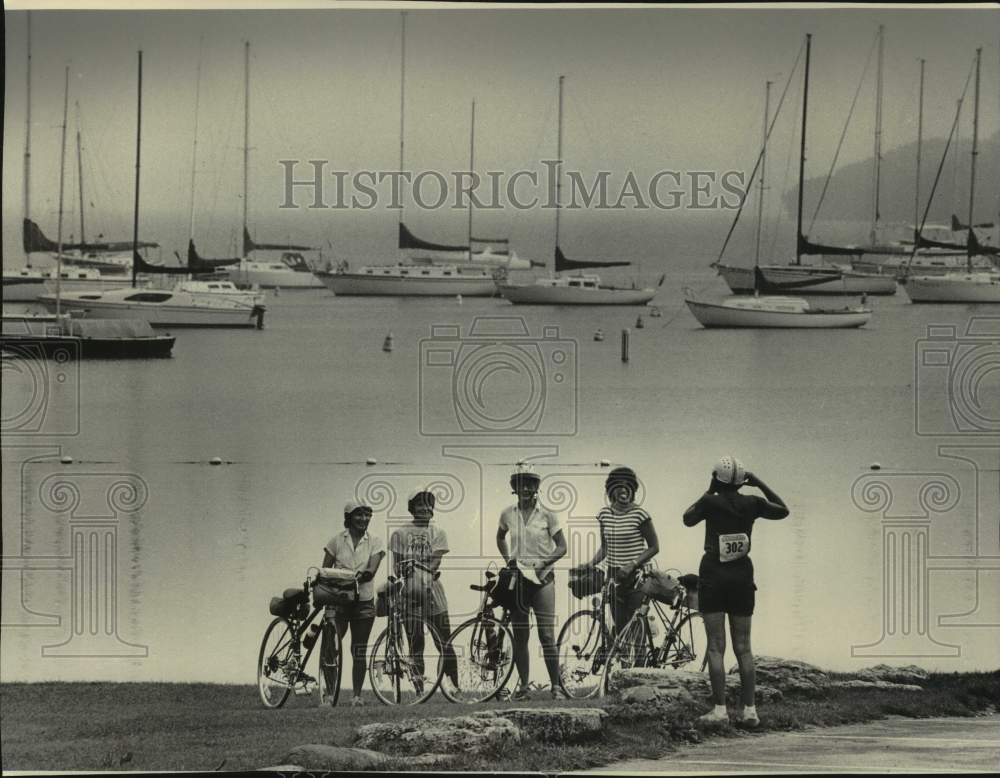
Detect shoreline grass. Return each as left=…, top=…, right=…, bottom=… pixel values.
left=2, top=672, right=998, bottom=772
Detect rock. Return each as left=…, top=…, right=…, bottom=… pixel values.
left=830, top=680, right=924, bottom=692
left=355, top=714, right=522, bottom=755
left=856, top=664, right=929, bottom=685
left=609, top=668, right=712, bottom=699
left=620, top=684, right=695, bottom=706
left=473, top=707, right=607, bottom=743
left=258, top=766, right=304, bottom=773
left=405, top=753, right=457, bottom=767
left=725, top=683, right=784, bottom=705
left=730, top=656, right=829, bottom=696
left=281, top=745, right=389, bottom=771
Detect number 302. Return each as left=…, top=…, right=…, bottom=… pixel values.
left=724, top=540, right=745, bottom=554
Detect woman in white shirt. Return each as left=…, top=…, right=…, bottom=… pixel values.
left=321, top=499, right=385, bottom=706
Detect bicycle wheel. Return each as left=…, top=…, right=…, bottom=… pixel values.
left=599, top=611, right=651, bottom=698
left=657, top=610, right=705, bottom=670
left=368, top=615, right=444, bottom=705
left=258, top=617, right=314, bottom=707
left=440, top=615, right=515, bottom=704
left=557, top=610, right=610, bottom=699
left=318, top=619, right=343, bottom=706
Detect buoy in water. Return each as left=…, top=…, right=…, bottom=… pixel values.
left=649, top=307, right=662, bottom=318
left=60, top=454, right=73, bottom=465
left=382, top=333, right=393, bottom=352
left=599, top=459, right=611, bottom=467
left=594, top=329, right=605, bottom=342
left=456, top=294, right=463, bottom=304
left=635, top=315, right=645, bottom=329
left=274, top=287, right=281, bottom=297
left=366, top=457, right=377, bottom=466
left=210, top=456, right=223, bottom=466
left=870, top=462, right=882, bottom=471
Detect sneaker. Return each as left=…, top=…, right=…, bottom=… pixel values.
left=739, top=708, right=760, bottom=728
left=511, top=686, right=532, bottom=701
left=698, top=707, right=729, bottom=724
left=550, top=685, right=570, bottom=700
left=350, top=696, right=365, bottom=707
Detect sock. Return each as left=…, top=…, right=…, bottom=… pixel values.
left=714, top=704, right=728, bottom=716
left=743, top=704, right=757, bottom=717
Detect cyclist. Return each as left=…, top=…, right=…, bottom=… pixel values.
left=389, top=490, right=460, bottom=692
left=322, top=499, right=386, bottom=707
left=496, top=464, right=568, bottom=700
left=683, top=456, right=788, bottom=728
left=574, top=466, right=659, bottom=633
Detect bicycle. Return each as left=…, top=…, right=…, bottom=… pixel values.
left=556, top=571, right=620, bottom=699
left=439, top=565, right=518, bottom=704
left=367, top=560, right=446, bottom=705
left=257, top=573, right=343, bottom=709
left=599, top=571, right=705, bottom=697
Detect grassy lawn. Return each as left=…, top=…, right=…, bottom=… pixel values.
left=2, top=672, right=998, bottom=772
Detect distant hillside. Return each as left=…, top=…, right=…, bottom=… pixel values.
left=782, top=129, right=999, bottom=224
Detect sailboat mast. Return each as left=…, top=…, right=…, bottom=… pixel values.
left=468, top=99, right=475, bottom=262
left=555, top=75, right=564, bottom=268
left=23, top=11, right=32, bottom=261
left=188, top=39, right=203, bottom=244
left=76, top=102, right=85, bottom=246
left=399, top=11, right=407, bottom=227
left=967, top=47, right=981, bottom=272
left=914, top=58, right=924, bottom=247
left=56, top=66, right=70, bottom=316
left=242, top=41, right=250, bottom=257
left=870, top=24, right=884, bottom=246
left=131, top=51, right=143, bottom=289
left=795, top=34, right=811, bottom=267
left=754, top=80, right=771, bottom=268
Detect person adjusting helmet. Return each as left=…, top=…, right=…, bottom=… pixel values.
left=711, top=456, right=747, bottom=486
left=604, top=466, right=639, bottom=496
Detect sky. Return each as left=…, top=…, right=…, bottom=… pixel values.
left=3, top=3, right=998, bottom=261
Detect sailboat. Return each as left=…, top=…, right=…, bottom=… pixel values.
left=3, top=53, right=175, bottom=359
left=902, top=47, right=1000, bottom=304
left=315, top=13, right=500, bottom=297
left=497, top=76, right=661, bottom=306
left=41, top=51, right=265, bottom=329
left=686, top=36, right=872, bottom=329
left=210, top=42, right=323, bottom=291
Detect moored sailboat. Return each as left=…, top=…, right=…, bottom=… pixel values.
left=686, top=37, right=872, bottom=329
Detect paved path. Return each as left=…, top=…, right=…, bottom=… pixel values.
left=578, top=715, right=1000, bottom=774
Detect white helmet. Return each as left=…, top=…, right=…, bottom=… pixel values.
left=712, top=455, right=746, bottom=486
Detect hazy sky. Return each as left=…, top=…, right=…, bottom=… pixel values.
left=3, top=4, right=998, bottom=258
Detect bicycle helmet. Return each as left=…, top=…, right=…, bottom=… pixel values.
left=407, top=489, right=436, bottom=513
left=605, top=466, right=639, bottom=496
left=712, top=455, right=747, bottom=486
left=343, top=499, right=373, bottom=526
left=509, top=462, right=541, bottom=492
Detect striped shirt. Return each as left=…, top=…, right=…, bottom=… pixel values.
left=597, top=506, right=652, bottom=566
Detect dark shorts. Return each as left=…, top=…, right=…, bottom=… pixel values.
left=698, top=555, right=756, bottom=617
left=326, top=598, right=376, bottom=624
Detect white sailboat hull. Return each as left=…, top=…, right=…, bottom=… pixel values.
left=497, top=283, right=657, bottom=305
left=848, top=250, right=985, bottom=276
left=685, top=296, right=871, bottom=328
left=902, top=272, right=1000, bottom=303
left=38, top=291, right=263, bottom=328
left=2, top=272, right=145, bottom=301
left=224, top=265, right=323, bottom=289
left=718, top=263, right=896, bottom=295
left=315, top=271, right=497, bottom=297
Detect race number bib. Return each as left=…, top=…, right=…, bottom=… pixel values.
left=719, top=533, right=750, bottom=563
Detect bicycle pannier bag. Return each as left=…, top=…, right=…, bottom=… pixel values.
left=313, top=577, right=359, bottom=608
left=569, top=566, right=605, bottom=599
left=639, top=570, right=681, bottom=605
left=269, top=587, right=309, bottom=619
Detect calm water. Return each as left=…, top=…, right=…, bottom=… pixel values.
left=2, top=252, right=999, bottom=684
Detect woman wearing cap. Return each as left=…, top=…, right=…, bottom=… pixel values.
left=683, top=456, right=788, bottom=728
left=576, top=466, right=659, bottom=633
left=389, top=490, right=459, bottom=692
left=496, top=466, right=568, bottom=700
left=321, top=500, right=386, bottom=706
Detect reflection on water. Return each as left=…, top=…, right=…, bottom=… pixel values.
left=2, top=283, right=998, bottom=682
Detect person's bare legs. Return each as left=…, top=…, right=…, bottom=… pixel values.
left=702, top=611, right=728, bottom=705
left=729, top=615, right=755, bottom=707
